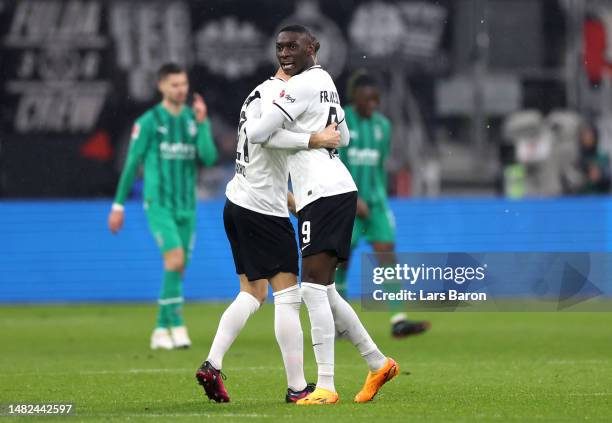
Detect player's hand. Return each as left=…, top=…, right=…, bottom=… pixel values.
left=356, top=197, right=370, bottom=219
left=287, top=192, right=297, bottom=217
left=108, top=210, right=125, bottom=234
left=309, top=123, right=340, bottom=149
left=193, top=93, right=208, bottom=123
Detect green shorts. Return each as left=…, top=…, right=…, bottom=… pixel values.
left=145, top=206, right=196, bottom=262
left=351, top=202, right=396, bottom=248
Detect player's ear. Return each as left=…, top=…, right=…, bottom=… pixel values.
left=307, top=43, right=315, bottom=56
left=304, top=38, right=313, bottom=56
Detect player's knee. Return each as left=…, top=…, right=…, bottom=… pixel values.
left=164, top=251, right=185, bottom=272
left=301, top=268, right=328, bottom=285
left=254, top=293, right=267, bottom=305
left=253, top=284, right=268, bottom=305
left=302, top=264, right=329, bottom=284
left=243, top=287, right=266, bottom=305
left=165, top=260, right=184, bottom=273
left=372, top=242, right=394, bottom=252
left=240, top=278, right=267, bottom=305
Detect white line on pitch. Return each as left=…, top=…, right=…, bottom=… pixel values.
left=81, top=413, right=270, bottom=418
left=546, top=359, right=609, bottom=365
left=567, top=392, right=612, bottom=396
left=2, top=364, right=364, bottom=377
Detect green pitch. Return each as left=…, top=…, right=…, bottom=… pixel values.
left=1, top=304, right=611, bottom=422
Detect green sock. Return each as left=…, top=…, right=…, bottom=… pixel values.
left=155, top=305, right=170, bottom=329
left=384, top=270, right=405, bottom=316
left=335, top=267, right=348, bottom=299
left=156, top=271, right=184, bottom=328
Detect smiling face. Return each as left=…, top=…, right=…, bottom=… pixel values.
left=276, top=31, right=315, bottom=76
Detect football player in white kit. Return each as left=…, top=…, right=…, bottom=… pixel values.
left=244, top=25, right=399, bottom=405
left=195, top=70, right=341, bottom=403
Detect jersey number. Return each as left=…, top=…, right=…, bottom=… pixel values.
left=236, top=91, right=261, bottom=164
left=301, top=221, right=311, bottom=244
left=326, top=106, right=339, bottom=159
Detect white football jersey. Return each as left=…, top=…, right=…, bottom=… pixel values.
left=273, top=65, right=357, bottom=211
left=225, top=78, right=292, bottom=217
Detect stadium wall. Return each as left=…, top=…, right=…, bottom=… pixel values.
left=0, top=198, right=610, bottom=303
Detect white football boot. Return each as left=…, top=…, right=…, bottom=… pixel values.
left=170, top=326, right=192, bottom=349
left=150, top=328, right=174, bottom=350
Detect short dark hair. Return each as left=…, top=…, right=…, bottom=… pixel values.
left=352, top=73, right=378, bottom=90
left=278, top=24, right=312, bottom=36
left=347, top=70, right=378, bottom=100
left=157, top=63, right=186, bottom=81
left=278, top=24, right=317, bottom=48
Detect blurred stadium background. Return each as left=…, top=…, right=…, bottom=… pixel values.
left=1, top=0, right=612, bottom=303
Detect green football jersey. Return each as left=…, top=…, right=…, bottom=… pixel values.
left=340, top=105, right=392, bottom=205
left=113, top=103, right=217, bottom=211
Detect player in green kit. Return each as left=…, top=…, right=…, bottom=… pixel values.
left=107, top=63, right=218, bottom=349
left=335, top=71, right=430, bottom=338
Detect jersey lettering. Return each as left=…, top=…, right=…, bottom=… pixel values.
left=319, top=90, right=340, bottom=104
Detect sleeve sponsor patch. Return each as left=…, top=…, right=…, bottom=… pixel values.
left=279, top=89, right=296, bottom=103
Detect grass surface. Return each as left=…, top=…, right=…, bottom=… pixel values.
left=1, top=303, right=611, bottom=422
